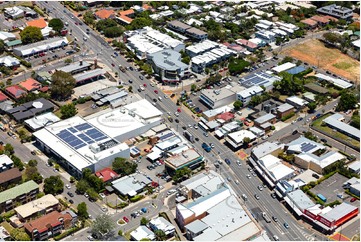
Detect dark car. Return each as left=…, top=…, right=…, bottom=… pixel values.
left=175, top=119, right=179, bottom=123
left=67, top=192, right=74, bottom=197
left=69, top=199, right=74, bottom=204
left=320, top=138, right=327, bottom=143
left=272, top=216, right=278, bottom=222
left=195, top=137, right=199, bottom=142
left=131, top=213, right=137, bottom=218
left=225, top=158, right=231, bottom=165
left=129, top=66, right=134, bottom=71
left=312, top=173, right=320, bottom=179
left=137, top=88, right=142, bottom=92
left=31, top=150, right=36, bottom=155
left=271, top=193, right=277, bottom=199
left=128, top=79, right=133, bottom=83
left=139, top=75, right=144, bottom=80
left=283, top=222, right=289, bottom=229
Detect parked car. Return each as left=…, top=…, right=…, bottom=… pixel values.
left=65, top=184, right=71, bottom=189
left=123, top=216, right=129, bottom=223
left=69, top=199, right=74, bottom=204
left=350, top=197, right=357, bottom=202
left=67, top=192, right=74, bottom=197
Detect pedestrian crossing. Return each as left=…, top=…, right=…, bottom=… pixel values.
left=300, top=230, right=315, bottom=241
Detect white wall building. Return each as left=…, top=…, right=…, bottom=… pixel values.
left=200, top=88, right=236, bottom=109
left=13, top=37, right=69, bottom=57
left=237, top=85, right=264, bottom=104
left=225, top=130, right=256, bottom=150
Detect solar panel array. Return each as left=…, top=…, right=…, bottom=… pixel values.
left=239, top=72, right=275, bottom=88
left=300, top=143, right=317, bottom=153
left=159, top=132, right=174, bottom=141
left=56, top=123, right=108, bottom=150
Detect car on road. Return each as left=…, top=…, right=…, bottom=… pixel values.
left=271, top=193, right=277, bottom=199
left=154, top=90, right=158, bottom=94
left=87, top=235, right=94, bottom=241
left=203, top=132, right=208, bottom=137
left=128, top=79, right=133, bottom=83
left=283, top=222, right=289, bottom=229
left=193, top=124, right=198, bottom=129
left=227, top=177, right=231, bottom=182
left=139, top=75, right=144, bottom=80
left=101, top=207, right=108, bottom=212
left=69, top=199, right=74, bottom=204
left=247, top=174, right=251, bottom=179
left=195, top=137, right=199, bottom=141
left=252, top=172, right=257, bottom=177
left=258, top=185, right=263, bottom=191
left=225, top=158, right=231, bottom=165
left=111, top=63, right=115, bottom=67
left=235, top=180, right=240, bottom=185
left=210, top=143, right=215, bottom=148
left=236, top=160, right=242, bottom=166
left=188, top=124, right=192, bottom=128
left=174, top=112, right=179, bottom=117
left=272, top=216, right=278, bottom=222
left=175, top=119, right=179, bottom=123
left=254, top=194, right=260, bottom=200
left=65, top=184, right=71, bottom=189
left=31, top=150, right=36, bottom=155
left=297, top=117, right=303, bottom=121
left=214, top=163, right=220, bottom=168
left=67, top=192, right=74, bottom=197
left=320, top=138, right=327, bottom=143
left=273, top=235, right=279, bottom=241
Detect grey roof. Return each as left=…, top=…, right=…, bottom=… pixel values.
left=7, top=98, right=55, bottom=122
left=317, top=4, right=353, bottom=19
left=277, top=103, right=294, bottom=113
left=56, top=61, right=91, bottom=73
left=254, top=113, right=275, bottom=124
left=73, top=69, right=106, bottom=83
left=148, top=49, right=188, bottom=71
left=187, top=27, right=207, bottom=36
left=100, top=90, right=128, bottom=103
left=185, top=220, right=208, bottom=234
left=251, top=141, right=283, bottom=160
left=168, top=20, right=191, bottom=30
left=348, top=161, right=360, bottom=171
left=323, top=114, right=360, bottom=139
left=111, top=173, right=151, bottom=196
left=206, top=120, right=220, bottom=129
left=322, top=203, right=358, bottom=222
left=287, top=190, right=314, bottom=210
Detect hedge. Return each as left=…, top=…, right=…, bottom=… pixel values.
left=3, top=210, right=15, bottom=219
left=54, top=226, right=82, bottom=241
left=130, top=195, right=144, bottom=203
left=345, top=190, right=360, bottom=199
left=281, top=112, right=295, bottom=121
left=58, top=198, right=69, bottom=208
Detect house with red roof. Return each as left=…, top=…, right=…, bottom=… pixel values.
left=311, top=15, right=330, bottom=25
left=95, top=9, right=115, bottom=19
left=0, top=91, right=9, bottom=102
left=26, top=18, right=47, bottom=29
left=95, top=167, right=119, bottom=182
left=24, top=210, right=76, bottom=240
left=118, top=9, right=135, bottom=25
left=236, top=39, right=258, bottom=52
left=19, top=78, right=41, bottom=92
left=301, top=19, right=318, bottom=29
left=5, top=85, right=27, bottom=100
left=217, top=112, right=235, bottom=123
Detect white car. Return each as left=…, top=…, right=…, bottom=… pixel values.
left=99, top=193, right=106, bottom=199
left=235, top=180, right=240, bottom=185
left=65, top=184, right=71, bottom=189
left=84, top=193, right=89, bottom=198
left=150, top=83, right=155, bottom=87
left=188, top=124, right=192, bottom=128
left=174, top=112, right=179, bottom=117
left=236, top=160, right=242, bottom=166
left=87, top=235, right=94, bottom=241
left=194, top=124, right=198, bottom=129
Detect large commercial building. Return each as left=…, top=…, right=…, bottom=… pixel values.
left=13, top=37, right=69, bottom=57
left=237, top=85, right=264, bottom=105
left=315, top=73, right=353, bottom=89
left=167, top=20, right=208, bottom=41
left=239, top=71, right=281, bottom=91
left=34, top=99, right=162, bottom=177
left=199, top=88, right=236, bottom=109
left=147, top=49, right=189, bottom=83
left=124, top=26, right=185, bottom=59
left=0, top=181, right=39, bottom=213
left=225, top=130, right=256, bottom=150
left=165, top=148, right=203, bottom=172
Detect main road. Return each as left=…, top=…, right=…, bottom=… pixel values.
left=39, top=2, right=331, bottom=240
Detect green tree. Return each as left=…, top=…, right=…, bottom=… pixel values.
left=336, top=90, right=358, bottom=111
left=103, top=26, right=124, bottom=38
left=128, top=86, right=133, bottom=93
left=48, top=18, right=64, bottom=33
left=4, top=143, right=14, bottom=154
left=112, top=157, right=137, bottom=176
left=43, top=176, right=64, bottom=195
left=173, top=167, right=192, bottom=182
left=96, top=19, right=118, bottom=32
left=233, top=100, right=243, bottom=110
left=154, top=230, right=167, bottom=241
left=191, top=84, right=197, bottom=92
left=28, top=159, right=38, bottom=167
left=25, top=166, right=43, bottom=184
left=307, top=102, right=317, bottom=112
left=77, top=202, right=89, bottom=220
left=182, top=55, right=191, bottom=65
left=91, top=214, right=116, bottom=239
left=76, top=179, right=90, bottom=194
left=60, top=103, right=77, bottom=119
left=315, top=94, right=328, bottom=105
left=86, top=188, right=99, bottom=201
left=140, top=217, right=149, bottom=226
left=127, top=17, right=152, bottom=30
left=64, top=58, right=72, bottom=64
left=50, top=71, right=76, bottom=100
left=243, top=137, right=251, bottom=145
left=54, top=164, right=60, bottom=170
left=11, top=155, right=24, bottom=170
left=350, top=113, right=360, bottom=129
left=10, top=228, right=31, bottom=241
left=228, top=58, right=250, bottom=75
left=20, top=26, right=43, bottom=44
left=83, top=11, right=96, bottom=25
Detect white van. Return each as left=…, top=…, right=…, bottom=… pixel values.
left=158, top=96, right=162, bottom=102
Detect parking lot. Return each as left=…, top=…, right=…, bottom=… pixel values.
left=310, top=173, right=350, bottom=202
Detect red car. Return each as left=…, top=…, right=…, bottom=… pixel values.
left=123, top=216, right=129, bottom=223
left=154, top=90, right=158, bottom=94
left=39, top=53, right=45, bottom=57
left=177, top=108, right=181, bottom=113
left=350, top=197, right=357, bottom=202
left=111, top=63, right=115, bottom=67
left=75, top=22, right=78, bottom=25
left=143, top=83, right=147, bottom=87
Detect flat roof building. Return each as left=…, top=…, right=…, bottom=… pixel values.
left=286, top=96, right=309, bottom=109
left=239, top=71, right=281, bottom=91
left=225, top=130, right=256, bottom=150
left=147, top=49, right=188, bottom=83
left=257, top=155, right=295, bottom=186
left=13, top=37, right=68, bottom=57
left=167, top=20, right=208, bottom=41
left=0, top=55, right=20, bottom=67
left=272, top=62, right=296, bottom=73
left=237, top=85, right=264, bottom=105
left=315, top=73, right=353, bottom=89
left=15, top=194, right=59, bottom=221
left=165, top=148, right=203, bottom=172
left=200, top=88, right=236, bottom=109
left=0, top=154, right=14, bottom=172
left=323, top=113, right=360, bottom=140
left=130, top=226, right=155, bottom=241
left=149, top=217, right=175, bottom=237
left=56, top=61, right=91, bottom=75
left=24, top=112, right=60, bottom=131
left=317, top=4, right=353, bottom=19
left=111, top=173, right=152, bottom=197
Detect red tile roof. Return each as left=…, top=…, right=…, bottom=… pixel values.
left=26, top=18, right=47, bottom=29
left=39, top=86, right=49, bottom=92
left=5, top=85, right=27, bottom=99
left=236, top=39, right=258, bottom=49
left=301, top=19, right=318, bottom=26
left=24, top=211, right=72, bottom=234
left=311, top=15, right=330, bottom=24
left=95, top=9, right=115, bottom=19
left=217, top=112, right=235, bottom=122
left=118, top=9, right=134, bottom=24
left=323, top=15, right=338, bottom=22
left=0, top=91, right=9, bottom=102
left=19, top=78, right=41, bottom=91
left=95, top=168, right=119, bottom=182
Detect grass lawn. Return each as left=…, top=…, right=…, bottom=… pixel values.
left=333, top=62, right=353, bottom=70
left=279, top=95, right=288, bottom=102
left=1, top=221, right=14, bottom=233
left=312, top=114, right=360, bottom=147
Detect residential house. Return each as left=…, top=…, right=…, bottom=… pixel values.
left=0, top=154, right=14, bottom=172
left=276, top=103, right=295, bottom=119
left=0, top=168, right=22, bottom=188
left=95, top=9, right=115, bottom=19
left=301, top=19, right=318, bottom=29
left=236, top=39, right=258, bottom=51
left=5, top=85, right=27, bottom=100
left=317, top=4, right=353, bottom=19
left=26, top=18, right=47, bottom=29
left=149, top=217, right=175, bottom=237
left=286, top=96, right=309, bottom=109
left=0, top=56, right=21, bottom=68
left=0, top=91, right=9, bottom=103
left=117, top=9, right=135, bottom=25
left=19, top=78, right=42, bottom=92
left=95, top=167, right=119, bottom=182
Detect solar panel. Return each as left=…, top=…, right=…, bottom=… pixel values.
left=87, top=140, right=95, bottom=144
left=301, top=143, right=317, bottom=153
left=74, top=143, right=86, bottom=149
left=68, top=127, right=77, bottom=133
left=78, top=134, right=92, bottom=142
left=75, top=123, right=92, bottom=131
left=160, top=132, right=173, bottom=140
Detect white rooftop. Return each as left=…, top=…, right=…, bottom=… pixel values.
left=24, top=112, right=60, bottom=130
left=15, top=194, right=58, bottom=219
left=272, top=62, right=296, bottom=73
left=228, top=130, right=256, bottom=144
left=286, top=96, right=309, bottom=106
left=130, top=226, right=155, bottom=241
left=297, top=151, right=345, bottom=168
